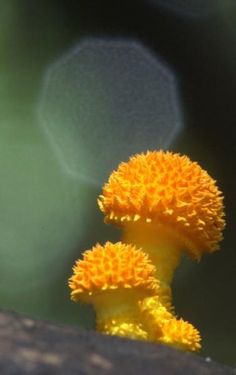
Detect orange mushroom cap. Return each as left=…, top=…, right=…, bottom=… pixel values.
left=69, top=241, right=159, bottom=303
left=98, top=150, right=225, bottom=258
left=160, top=318, right=201, bottom=352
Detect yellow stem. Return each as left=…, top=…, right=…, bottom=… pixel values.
left=93, top=290, right=148, bottom=340
left=122, top=221, right=183, bottom=309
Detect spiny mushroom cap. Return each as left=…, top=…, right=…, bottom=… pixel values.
left=139, top=297, right=201, bottom=351
left=160, top=318, right=201, bottom=352
left=69, top=241, right=159, bottom=303
left=98, top=150, right=225, bottom=257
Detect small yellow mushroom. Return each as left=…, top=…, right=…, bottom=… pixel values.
left=69, top=241, right=159, bottom=340
left=69, top=241, right=200, bottom=351
left=139, top=296, right=201, bottom=351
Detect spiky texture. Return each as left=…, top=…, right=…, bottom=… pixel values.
left=98, top=150, right=225, bottom=257
left=69, top=241, right=159, bottom=303
left=160, top=318, right=201, bottom=352
left=139, top=296, right=173, bottom=340
left=139, top=296, right=201, bottom=351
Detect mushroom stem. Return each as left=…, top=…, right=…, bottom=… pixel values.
left=94, top=290, right=147, bottom=340
left=122, top=221, right=183, bottom=308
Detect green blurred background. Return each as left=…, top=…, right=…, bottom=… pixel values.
left=0, top=0, right=235, bottom=366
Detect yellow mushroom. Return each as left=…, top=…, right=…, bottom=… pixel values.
left=160, top=318, right=201, bottom=352
left=69, top=241, right=159, bottom=340
left=68, top=241, right=200, bottom=351
left=139, top=296, right=201, bottom=351
left=98, top=150, right=225, bottom=308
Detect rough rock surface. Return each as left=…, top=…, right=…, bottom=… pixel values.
left=0, top=309, right=235, bottom=374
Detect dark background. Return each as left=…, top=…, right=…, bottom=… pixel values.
left=1, top=0, right=236, bottom=367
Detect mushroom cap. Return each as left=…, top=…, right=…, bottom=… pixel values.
left=139, top=297, right=201, bottom=351
left=160, top=318, right=201, bottom=352
left=98, top=150, right=225, bottom=257
left=69, top=241, right=159, bottom=303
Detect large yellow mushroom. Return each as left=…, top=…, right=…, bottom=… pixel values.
left=98, top=150, right=225, bottom=309
left=69, top=241, right=159, bottom=340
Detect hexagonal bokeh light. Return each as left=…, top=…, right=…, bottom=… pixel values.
left=38, top=38, right=183, bottom=186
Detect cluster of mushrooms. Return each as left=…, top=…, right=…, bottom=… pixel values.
left=69, top=150, right=225, bottom=352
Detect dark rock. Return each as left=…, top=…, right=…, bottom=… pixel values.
left=0, top=309, right=234, bottom=375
